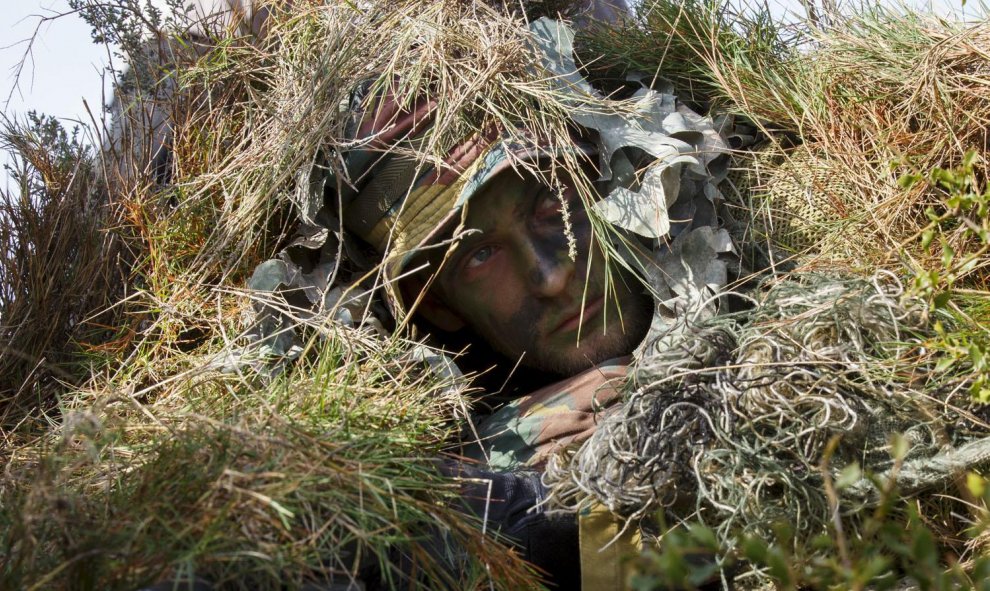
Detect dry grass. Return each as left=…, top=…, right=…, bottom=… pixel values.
left=0, top=115, right=131, bottom=431
left=0, top=318, right=537, bottom=589
left=2, top=0, right=990, bottom=588
left=595, top=0, right=990, bottom=284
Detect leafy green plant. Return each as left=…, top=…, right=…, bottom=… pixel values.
left=899, top=152, right=990, bottom=401
left=902, top=151, right=990, bottom=299
left=631, top=468, right=990, bottom=590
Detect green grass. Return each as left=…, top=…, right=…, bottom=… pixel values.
left=1, top=324, right=534, bottom=589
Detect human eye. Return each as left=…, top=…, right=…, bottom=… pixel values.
left=464, top=245, right=495, bottom=270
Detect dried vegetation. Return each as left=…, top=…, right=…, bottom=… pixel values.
left=1, top=0, right=990, bottom=588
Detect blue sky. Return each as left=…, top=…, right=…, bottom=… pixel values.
left=0, top=0, right=978, bottom=189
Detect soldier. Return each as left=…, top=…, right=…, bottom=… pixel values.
left=125, top=1, right=732, bottom=588
left=328, top=33, right=731, bottom=584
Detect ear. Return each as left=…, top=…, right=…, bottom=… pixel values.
left=400, top=274, right=466, bottom=333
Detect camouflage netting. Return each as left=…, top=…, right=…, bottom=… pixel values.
left=724, top=142, right=856, bottom=256
left=544, top=272, right=990, bottom=540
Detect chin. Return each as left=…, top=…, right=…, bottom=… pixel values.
left=529, top=329, right=643, bottom=376
left=506, top=289, right=652, bottom=377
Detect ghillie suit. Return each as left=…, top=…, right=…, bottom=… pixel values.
left=81, top=1, right=743, bottom=588
left=117, top=3, right=987, bottom=587
left=543, top=271, right=990, bottom=584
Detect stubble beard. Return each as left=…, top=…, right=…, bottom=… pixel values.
left=494, top=285, right=653, bottom=377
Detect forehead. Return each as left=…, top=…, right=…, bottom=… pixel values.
left=461, top=167, right=538, bottom=225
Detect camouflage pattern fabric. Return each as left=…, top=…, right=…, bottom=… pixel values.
left=464, top=360, right=628, bottom=470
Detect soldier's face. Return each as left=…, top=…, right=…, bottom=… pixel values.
left=421, top=166, right=652, bottom=376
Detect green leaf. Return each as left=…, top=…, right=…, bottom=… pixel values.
left=741, top=536, right=768, bottom=564
left=897, top=173, right=921, bottom=189
left=920, top=228, right=935, bottom=250
left=857, top=555, right=893, bottom=584
left=962, top=149, right=979, bottom=169
left=811, top=533, right=834, bottom=550
left=972, top=556, right=990, bottom=591
left=932, top=291, right=951, bottom=309
left=977, top=198, right=989, bottom=219
left=909, top=526, right=937, bottom=566
left=965, top=472, right=986, bottom=499
left=836, top=462, right=862, bottom=489
left=941, top=242, right=955, bottom=268
left=765, top=547, right=793, bottom=587
left=934, top=355, right=956, bottom=373
left=931, top=168, right=956, bottom=189
left=687, top=523, right=719, bottom=551
left=969, top=343, right=986, bottom=371
left=971, top=381, right=990, bottom=403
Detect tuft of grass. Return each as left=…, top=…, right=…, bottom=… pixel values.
left=0, top=114, right=130, bottom=430
left=1, top=319, right=537, bottom=590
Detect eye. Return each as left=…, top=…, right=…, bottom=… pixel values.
left=464, top=245, right=495, bottom=269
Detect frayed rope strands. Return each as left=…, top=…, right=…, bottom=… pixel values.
left=544, top=272, right=990, bottom=540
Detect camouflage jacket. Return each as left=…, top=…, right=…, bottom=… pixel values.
left=463, top=360, right=628, bottom=471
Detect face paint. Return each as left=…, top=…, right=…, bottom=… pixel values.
left=430, top=165, right=652, bottom=376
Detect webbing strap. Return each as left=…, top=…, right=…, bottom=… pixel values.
left=579, top=503, right=642, bottom=590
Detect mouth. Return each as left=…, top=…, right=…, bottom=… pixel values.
left=551, top=295, right=605, bottom=337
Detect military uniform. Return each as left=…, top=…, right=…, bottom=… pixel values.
left=465, top=360, right=628, bottom=470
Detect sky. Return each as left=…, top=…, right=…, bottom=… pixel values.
left=0, top=0, right=980, bottom=190
left=1, top=0, right=114, bottom=191
left=1, top=1, right=114, bottom=135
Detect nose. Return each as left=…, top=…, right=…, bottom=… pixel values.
left=522, top=237, right=574, bottom=298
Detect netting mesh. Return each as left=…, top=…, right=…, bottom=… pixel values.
left=544, top=273, right=990, bottom=540
left=723, top=143, right=854, bottom=254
